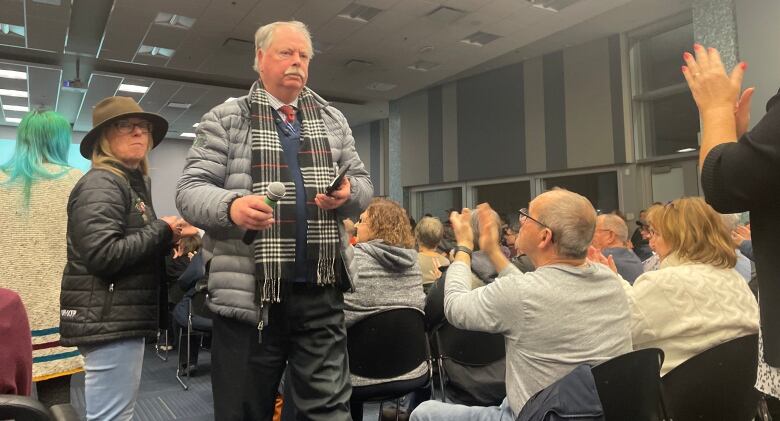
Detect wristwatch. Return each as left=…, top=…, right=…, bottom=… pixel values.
left=453, top=245, right=473, bottom=258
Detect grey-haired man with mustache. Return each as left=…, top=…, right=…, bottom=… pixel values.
left=177, top=20, right=372, bottom=421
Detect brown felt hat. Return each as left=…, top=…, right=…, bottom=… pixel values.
left=80, top=96, right=168, bottom=159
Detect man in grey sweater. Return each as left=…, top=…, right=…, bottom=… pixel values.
left=411, top=189, right=633, bottom=420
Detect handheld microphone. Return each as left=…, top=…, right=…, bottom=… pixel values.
left=242, top=182, right=287, bottom=245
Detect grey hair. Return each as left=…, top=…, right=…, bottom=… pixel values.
left=535, top=189, right=597, bottom=259
left=599, top=214, right=629, bottom=243
left=253, top=21, right=314, bottom=72
left=415, top=217, right=444, bottom=249
left=720, top=213, right=741, bottom=231
left=471, top=207, right=501, bottom=251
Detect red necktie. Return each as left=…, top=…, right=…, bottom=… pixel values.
left=279, top=105, right=296, bottom=123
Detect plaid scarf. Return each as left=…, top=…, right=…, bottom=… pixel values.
left=249, top=81, right=341, bottom=303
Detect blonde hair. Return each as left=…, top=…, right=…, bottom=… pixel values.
left=365, top=198, right=415, bottom=249
left=91, top=130, right=150, bottom=179
left=653, top=197, right=736, bottom=268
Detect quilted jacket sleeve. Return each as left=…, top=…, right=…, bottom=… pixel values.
left=176, top=108, right=243, bottom=232
left=326, top=106, right=373, bottom=220
left=69, top=171, right=173, bottom=278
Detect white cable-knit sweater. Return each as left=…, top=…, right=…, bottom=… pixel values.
left=620, top=254, right=759, bottom=375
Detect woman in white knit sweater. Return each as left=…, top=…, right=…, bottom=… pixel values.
left=0, top=110, right=83, bottom=406
left=618, top=197, right=759, bottom=375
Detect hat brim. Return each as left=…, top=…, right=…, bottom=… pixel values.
left=80, top=111, right=169, bottom=159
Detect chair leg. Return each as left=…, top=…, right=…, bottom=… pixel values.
left=758, top=395, right=772, bottom=421
left=437, top=358, right=446, bottom=403
left=175, top=327, right=189, bottom=390
left=155, top=329, right=169, bottom=362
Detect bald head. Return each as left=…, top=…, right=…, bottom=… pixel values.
left=531, top=189, right=597, bottom=259
left=597, top=214, right=629, bottom=243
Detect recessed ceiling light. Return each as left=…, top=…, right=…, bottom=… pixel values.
left=0, top=69, right=27, bottom=80
left=2, top=104, right=29, bottom=112
left=677, top=147, right=697, bottom=153
left=0, top=23, right=25, bottom=38
left=180, top=132, right=196, bottom=138
left=0, top=89, right=28, bottom=98
left=366, top=82, right=396, bottom=92
left=118, top=84, right=149, bottom=94
left=224, top=97, right=237, bottom=103
left=460, top=31, right=502, bottom=47
left=167, top=102, right=191, bottom=110
left=137, top=45, right=176, bottom=58
left=5, top=117, right=21, bottom=123
left=192, top=123, right=199, bottom=128
left=337, top=4, right=382, bottom=23
left=408, top=60, right=440, bottom=72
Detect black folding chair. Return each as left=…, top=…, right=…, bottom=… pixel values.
left=347, top=308, right=433, bottom=421
left=432, top=321, right=506, bottom=405
left=0, top=395, right=79, bottom=421
left=662, top=334, right=760, bottom=421
left=591, top=348, right=668, bottom=421
left=175, top=285, right=212, bottom=390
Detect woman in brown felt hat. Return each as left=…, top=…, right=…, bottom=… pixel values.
left=58, top=96, right=183, bottom=421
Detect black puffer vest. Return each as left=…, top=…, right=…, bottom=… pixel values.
left=59, top=165, right=172, bottom=346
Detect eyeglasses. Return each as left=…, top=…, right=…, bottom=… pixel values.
left=113, top=119, right=153, bottom=135
left=518, top=208, right=554, bottom=242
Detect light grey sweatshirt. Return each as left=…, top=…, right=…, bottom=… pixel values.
left=444, top=260, right=633, bottom=416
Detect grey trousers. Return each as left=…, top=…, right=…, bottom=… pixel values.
left=211, top=284, right=352, bottom=421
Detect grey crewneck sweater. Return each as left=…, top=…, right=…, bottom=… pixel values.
left=444, top=260, right=632, bottom=415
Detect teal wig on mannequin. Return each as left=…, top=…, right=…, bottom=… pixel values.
left=0, top=110, right=72, bottom=207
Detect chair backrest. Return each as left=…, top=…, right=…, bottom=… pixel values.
left=662, top=334, right=760, bottom=421
left=0, top=394, right=53, bottom=421
left=190, top=279, right=213, bottom=320
left=347, top=308, right=429, bottom=379
left=591, top=348, right=666, bottom=421
left=435, top=322, right=505, bottom=366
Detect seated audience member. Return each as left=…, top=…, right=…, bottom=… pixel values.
left=732, top=223, right=753, bottom=261
left=0, top=288, right=32, bottom=396
left=344, top=198, right=426, bottom=420
left=631, top=209, right=653, bottom=261
left=502, top=224, right=518, bottom=258
left=591, top=214, right=644, bottom=284
left=172, top=236, right=208, bottom=371
left=425, top=207, right=504, bottom=330
left=412, top=190, right=632, bottom=421
left=614, top=197, right=759, bottom=375
left=721, top=213, right=753, bottom=282
left=415, top=217, right=450, bottom=294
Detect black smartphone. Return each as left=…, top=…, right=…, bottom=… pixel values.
left=325, top=163, right=351, bottom=196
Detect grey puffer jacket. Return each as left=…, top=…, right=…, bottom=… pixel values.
left=176, top=86, right=373, bottom=325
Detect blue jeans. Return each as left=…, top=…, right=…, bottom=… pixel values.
left=79, top=337, right=145, bottom=421
left=411, top=397, right=515, bottom=421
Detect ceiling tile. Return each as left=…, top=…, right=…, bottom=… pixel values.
left=0, top=0, right=25, bottom=25
left=143, top=24, right=189, bottom=51
left=74, top=74, right=122, bottom=131
left=26, top=16, right=68, bottom=51
left=27, top=66, right=60, bottom=110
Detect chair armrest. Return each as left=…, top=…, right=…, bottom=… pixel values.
left=0, top=394, right=52, bottom=421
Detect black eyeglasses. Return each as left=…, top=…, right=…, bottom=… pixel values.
left=518, top=208, right=554, bottom=242
left=113, top=119, right=153, bottom=135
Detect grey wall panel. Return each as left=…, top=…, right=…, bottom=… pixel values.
left=397, top=91, right=430, bottom=187
left=148, top=140, right=193, bottom=217
left=524, top=57, right=547, bottom=173
left=370, top=120, right=381, bottom=196
left=388, top=101, right=402, bottom=202
left=736, top=0, right=780, bottom=126
left=442, top=82, right=459, bottom=182
left=543, top=51, right=567, bottom=170
left=428, top=85, right=444, bottom=184
left=564, top=39, right=614, bottom=169
left=609, top=35, right=627, bottom=164
left=352, top=123, right=372, bottom=175
left=456, top=62, right=525, bottom=180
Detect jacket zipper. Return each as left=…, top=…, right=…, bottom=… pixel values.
left=101, top=283, right=115, bottom=319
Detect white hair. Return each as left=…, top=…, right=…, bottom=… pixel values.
left=599, top=214, right=629, bottom=243
left=720, top=213, right=741, bottom=231
left=253, top=21, right=314, bottom=72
